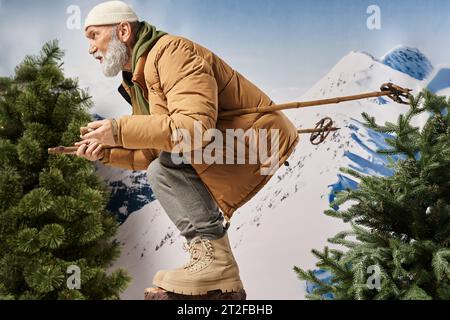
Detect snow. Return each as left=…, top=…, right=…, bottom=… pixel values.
left=380, top=46, right=433, bottom=81
left=101, top=46, right=447, bottom=300
left=426, top=65, right=450, bottom=96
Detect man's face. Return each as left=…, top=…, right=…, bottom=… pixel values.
left=85, top=25, right=129, bottom=77
left=85, top=25, right=113, bottom=63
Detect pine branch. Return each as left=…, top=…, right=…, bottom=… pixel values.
left=39, top=40, right=64, bottom=66
left=293, top=266, right=335, bottom=298
left=312, top=248, right=352, bottom=280
left=327, top=230, right=359, bottom=249
left=401, top=284, right=433, bottom=300
left=432, top=249, right=450, bottom=281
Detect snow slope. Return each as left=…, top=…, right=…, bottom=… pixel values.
left=102, top=46, right=445, bottom=300
left=426, top=66, right=450, bottom=96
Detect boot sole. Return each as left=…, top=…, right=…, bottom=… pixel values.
left=153, top=278, right=244, bottom=296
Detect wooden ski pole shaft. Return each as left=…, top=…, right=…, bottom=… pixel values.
left=48, top=127, right=340, bottom=155
left=219, top=83, right=412, bottom=118
left=47, top=127, right=98, bottom=154
left=48, top=146, right=79, bottom=155
left=48, top=128, right=340, bottom=155
left=219, top=91, right=388, bottom=117
left=297, top=127, right=339, bottom=134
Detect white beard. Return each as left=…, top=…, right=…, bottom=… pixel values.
left=94, top=28, right=129, bottom=78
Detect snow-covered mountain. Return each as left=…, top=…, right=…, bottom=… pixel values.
left=426, top=66, right=450, bottom=96
left=95, top=164, right=155, bottom=223
left=96, top=46, right=449, bottom=299
left=380, top=46, right=433, bottom=80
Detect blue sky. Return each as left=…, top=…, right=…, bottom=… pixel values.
left=0, top=0, right=448, bottom=118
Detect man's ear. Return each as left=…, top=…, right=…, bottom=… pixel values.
left=117, top=21, right=132, bottom=43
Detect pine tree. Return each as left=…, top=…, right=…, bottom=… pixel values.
left=295, top=90, right=450, bottom=300
left=0, top=40, right=130, bottom=299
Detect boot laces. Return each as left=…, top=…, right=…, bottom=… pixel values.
left=182, top=237, right=214, bottom=272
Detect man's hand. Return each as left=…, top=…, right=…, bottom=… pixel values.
left=75, top=139, right=105, bottom=161
left=80, top=119, right=119, bottom=147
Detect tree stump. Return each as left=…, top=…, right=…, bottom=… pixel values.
left=144, top=287, right=247, bottom=300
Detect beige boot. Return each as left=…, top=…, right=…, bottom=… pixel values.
left=152, top=233, right=243, bottom=295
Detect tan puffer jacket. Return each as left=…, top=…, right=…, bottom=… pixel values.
left=101, top=34, right=299, bottom=219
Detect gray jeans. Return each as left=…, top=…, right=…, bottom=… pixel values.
left=146, top=151, right=226, bottom=242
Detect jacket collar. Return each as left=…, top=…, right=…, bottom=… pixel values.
left=130, top=53, right=148, bottom=91
left=121, top=52, right=148, bottom=90
left=119, top=52, right=149, bottom=106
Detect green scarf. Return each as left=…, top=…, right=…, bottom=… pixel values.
left=128, top=21, right=167, bottom=115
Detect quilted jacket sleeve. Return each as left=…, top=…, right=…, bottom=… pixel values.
left=116, top=39, right=218, bottom=152
left=100, top=148, right=160, bottom=171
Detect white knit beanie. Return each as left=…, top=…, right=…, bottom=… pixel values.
left=84, top=1, right=139, bottom=31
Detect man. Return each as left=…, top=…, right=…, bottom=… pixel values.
left=76, top=1, right=299, bottom=296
